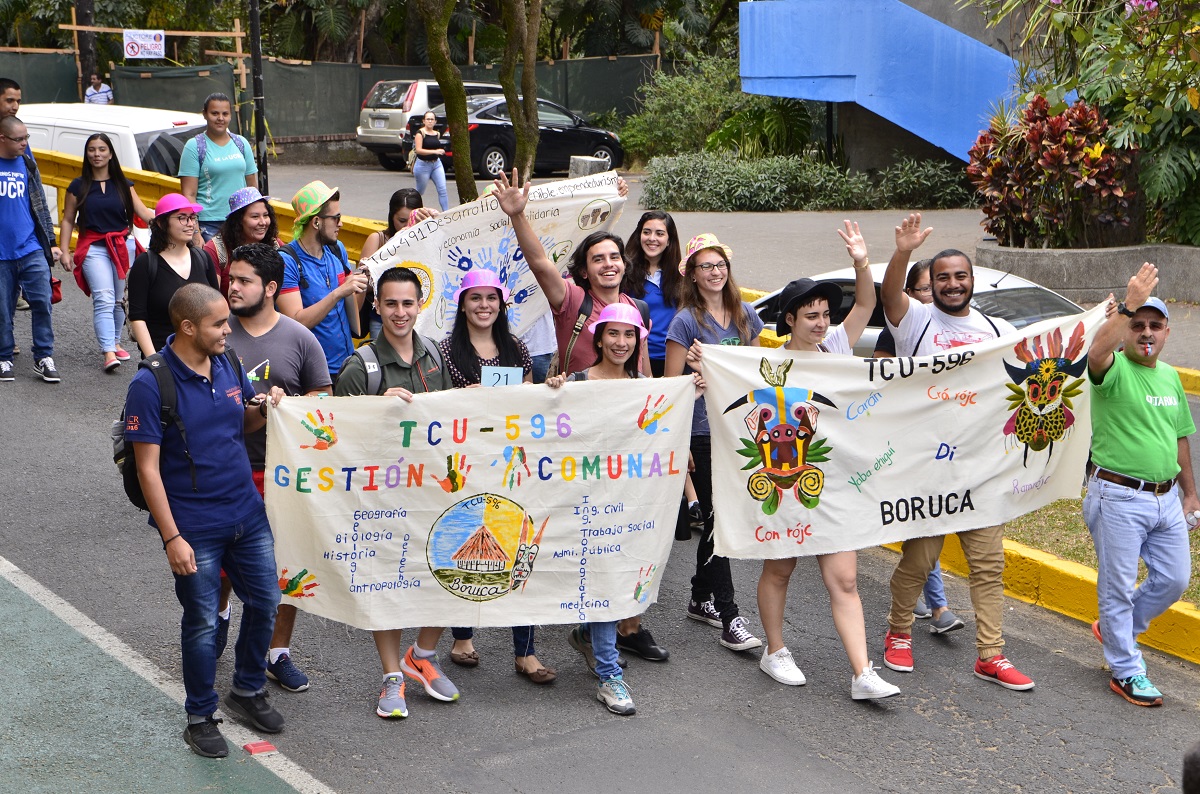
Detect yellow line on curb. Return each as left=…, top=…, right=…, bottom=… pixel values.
left=1175, top=366, right=1200, bottom=397
left=882, top=538, right=1200, bottom=666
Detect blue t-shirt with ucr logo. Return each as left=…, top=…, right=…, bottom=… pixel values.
left=0, top=156, right=42, bottom=261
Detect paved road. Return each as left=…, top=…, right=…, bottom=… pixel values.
left=3, top=170, right=1200, bottom=792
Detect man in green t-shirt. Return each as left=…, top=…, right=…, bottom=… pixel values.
left=1085, top=262, right=1199, bottom=707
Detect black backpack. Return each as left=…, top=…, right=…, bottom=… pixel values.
left=113, top=349, right=244, bottom=511
left=338, top=335, right=442, bottom=395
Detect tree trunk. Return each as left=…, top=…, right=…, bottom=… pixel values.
left=498, top=0, right=542, bottom=177
left=414, top=0, right=478, bottom=203
left=75, top=0, right=97, bottom=95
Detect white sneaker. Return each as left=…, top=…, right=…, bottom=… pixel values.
left=759, top=646, right=806, bottom=686
left=851, top=662, right=901, bottom=700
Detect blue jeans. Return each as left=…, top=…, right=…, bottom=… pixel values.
left=451, top=626, right=536, bottom=657
left=199, top=221, right=223, bottom=242
left=173, top=505, right=280, bottom=716
left=0, top=249, right=54, bottom=360
left=923, top=561, right=948, bottom=610
left=413, top=158, right=450, bottom=211
left=1084, top=475, right=1191, bottom=680
left=529, top=352, right=552, bottom=385
left=81, top=238, right=134, bottom=352
left=589, top=621, right=621, bottom=680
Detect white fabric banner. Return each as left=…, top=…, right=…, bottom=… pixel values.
left=360, top=172, right=625, bottom=339
left=265, top=377, right=693, bottom=631
left=703, top=306, right=1106, bottom=559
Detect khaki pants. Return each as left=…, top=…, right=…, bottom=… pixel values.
left=887, top=525, right=1006, bottom=659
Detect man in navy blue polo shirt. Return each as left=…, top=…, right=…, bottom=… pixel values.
left=276, top=180, right=367, bottom=378
left=124, top=282, right=285, bottom=758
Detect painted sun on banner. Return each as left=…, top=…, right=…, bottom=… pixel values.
left=703, top=306, right=1107, bottom=560
left=360, top=172, right=625, bottom=339
left=265, top=377, right=694, bottom=631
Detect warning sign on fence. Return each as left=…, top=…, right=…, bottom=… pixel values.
left=123, top=30, right=165, bottom=59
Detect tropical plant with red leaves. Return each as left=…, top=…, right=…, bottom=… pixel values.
left=968, top=95, right=1136, bottom=248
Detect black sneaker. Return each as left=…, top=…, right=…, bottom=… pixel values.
left=214, top=613, right=230, bottom=658
left=34, top=357, right=60, bottom=383
left=616, top=627, right=670, bottom=662
left=183, top=716, right=229, bottom=758
left=223, top=691, right=284, bottom=734
left=688, top=501, right=704, bottom=532
left=0, top=361, right=13, bottom=382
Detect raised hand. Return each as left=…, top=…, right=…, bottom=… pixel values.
left=837, top=220, right=868, bottom=264
left=894, top=212, right=933, bottom=253
left=1125, top=262, right=1159, bottom=309
left=493, top=168, right=531, bottom=217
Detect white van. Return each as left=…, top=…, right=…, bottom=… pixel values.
left=20, top=103, right=207, bottom=177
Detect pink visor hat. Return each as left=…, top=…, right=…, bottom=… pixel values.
left=154, top=192, right=203, bottom=218
left=453, top=270, right=511, bottom=304
left=587, top=302, right=649, bottom=339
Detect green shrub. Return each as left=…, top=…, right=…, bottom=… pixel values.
left=641, top=153, right=970, bottom=212
left=876, top=155, right=975, bottom=210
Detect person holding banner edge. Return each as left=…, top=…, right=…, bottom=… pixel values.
left=1085, top=263, right=1198, bottom=707
left=879, top=213, right=1034, bottom=691
left=494, top=168, right=670, bottom=665
left=333, top=266, right=460, bottom=719
left=751, top=221, right=900, bottom=699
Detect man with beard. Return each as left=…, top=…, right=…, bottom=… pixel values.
left=226, top=242, right=331, bottom=694
left=877, top=213, right=1034, bottom=692
left=125, top=283, right=284, bottom=757
left=1085, top=263, right=1197, bottom=707
left=276, top=180, right=367, bottom=380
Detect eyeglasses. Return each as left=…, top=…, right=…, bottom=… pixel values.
left=1130, top=320, right=1166, bottom=332
left=2, top=134, right=29, bottom=143
left=695, top=261, right=729, bottom=272
left=317, top=214, right=342, bottom=223
left=909, top=286, right=932, bottom=294
left=174, top=214, right=198, bottom=224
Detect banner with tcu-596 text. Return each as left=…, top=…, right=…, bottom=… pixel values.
left=265, top=378, right=693, bottom=630
left=703, top=306, right=1107, bottom=559
left=361, top=172, right=625, bottom=339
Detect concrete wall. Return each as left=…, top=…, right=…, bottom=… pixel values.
left=898, top=0, right=1022, bottom=57
left=976, top=241, right=1200, bottom=303
left=836, top=103, right=966, bottom=173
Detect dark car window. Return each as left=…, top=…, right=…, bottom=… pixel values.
left=971, top=287, right=1081, bottom=329
left=537, top=101, right=575, bottom=126
left=468, top=97, right=505, bottom=116
left=428, top=87, right=443, bottom=107
left=367, top=81, right=413, bottom=109
left=136, top=125, right=205, bottom=177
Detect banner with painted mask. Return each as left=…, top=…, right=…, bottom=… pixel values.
left=359, top=172, right=625, bottom=339
left=702, top=306, right=1107, bottom=559
left=265, top=377, right=693, bottom=630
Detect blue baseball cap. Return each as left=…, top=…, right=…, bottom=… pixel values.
left=1139, top=297, right=1169, bottom=320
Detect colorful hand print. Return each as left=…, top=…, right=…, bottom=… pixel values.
left=637, top=394, right=673, bottom=434
left=279, top=568, right=319, bottom=598
left=300, top=409, right=338, bottom=450
left=502, top=445, right=531, bottom=489
left=433, top=453, right=471, bottom=493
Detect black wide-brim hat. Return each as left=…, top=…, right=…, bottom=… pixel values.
left=775, top=278, right=844, bottom=337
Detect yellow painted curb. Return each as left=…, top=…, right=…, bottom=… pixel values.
left=1175, top=366, right=1200, bottom=397
left=882, top=537, right=1200, bottom=666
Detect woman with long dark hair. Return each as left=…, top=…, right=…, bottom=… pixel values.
left=127, top=193, right=218, bottom=357
left=58, top=132, right=153, bottom=371
left=202, top=187, right=279, bottom=297
left=622, top=210, right=682, bottom=377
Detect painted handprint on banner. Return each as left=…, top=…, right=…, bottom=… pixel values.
left=637, top=394, right=673, bottom=434
left=279, top=568, right=319, bottom=598
left=501, top=445, right=531, bottom=489
left=434, top=453, right=471, bottom=493
left=300, top=410, right=337, bottom=450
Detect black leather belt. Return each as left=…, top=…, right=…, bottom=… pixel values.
left=1089, top=465, right=1176, bottom=495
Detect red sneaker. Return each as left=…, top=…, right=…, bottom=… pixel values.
left=974, top=655, right=1035, bottom=690
left=883, top=631, right=914, bottom=672
left=1091, top=620, right=1103, bottom=645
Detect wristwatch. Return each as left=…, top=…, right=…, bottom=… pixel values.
left=1117, top=302, right=1135, bottom=318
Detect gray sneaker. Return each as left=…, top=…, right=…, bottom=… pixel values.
left=930, top=609, right=965, bottom=634
left=401, top=645, right=460, bottom=702
left=913, top=596, right=933, bottom=620
left=597, top=676, right=635, bottom=715
left=376, top=674, right=408, bottom=718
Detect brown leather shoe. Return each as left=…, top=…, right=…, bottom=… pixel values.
left=515, top=663, right=557, bottom=684
left=450, top=649, right=479, bottom=667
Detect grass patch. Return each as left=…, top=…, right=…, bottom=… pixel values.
left=1004, top=498, right=1200, bottom=606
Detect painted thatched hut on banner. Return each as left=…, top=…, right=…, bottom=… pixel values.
left=451, top=525, right=509, bottom=573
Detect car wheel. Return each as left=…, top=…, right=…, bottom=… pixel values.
left=591, top=145, right=615, bottom=170
left=377, top=153, right=406, bottom=172
left=480, top=145, right=511, bottom=179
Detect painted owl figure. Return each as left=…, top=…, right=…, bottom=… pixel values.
left=1003, top=324, right=1087, bottom=465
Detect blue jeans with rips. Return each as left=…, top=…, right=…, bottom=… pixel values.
left=1084, top=474, right=1191, bottom=680
left=173, top=505, right=280, bottom=716
left=0, top=249, right=54, bottom=360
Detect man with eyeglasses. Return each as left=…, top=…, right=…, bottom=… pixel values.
left=1085, top=263, right=1198, bottom=707
left=0, top=114, right=63, bottom=383
left=276, top=180, right=367, bottom=380
left=877, top=213, right=1037, bottom=693
left=0, top=78, right=30, bottom=324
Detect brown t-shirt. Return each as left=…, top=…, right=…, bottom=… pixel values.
left=553, top=281, right=649, bottom=376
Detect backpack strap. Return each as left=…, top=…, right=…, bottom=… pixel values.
left=911, top=319, right=932, bottom=356
left=561, top=292, right=593, bottom=376
left=140, top=354, right=197, bottom=495
left=146, top=250, right=159, bottom=284
left=982, top=313, right=1000, bottom=336
left=350, top=342, right=383, bottom=396
left=282, top=241, right=309, bottom=290
left=196, top=134, right=207, bottom=173
left=630, top=297, right=651, bottom=331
